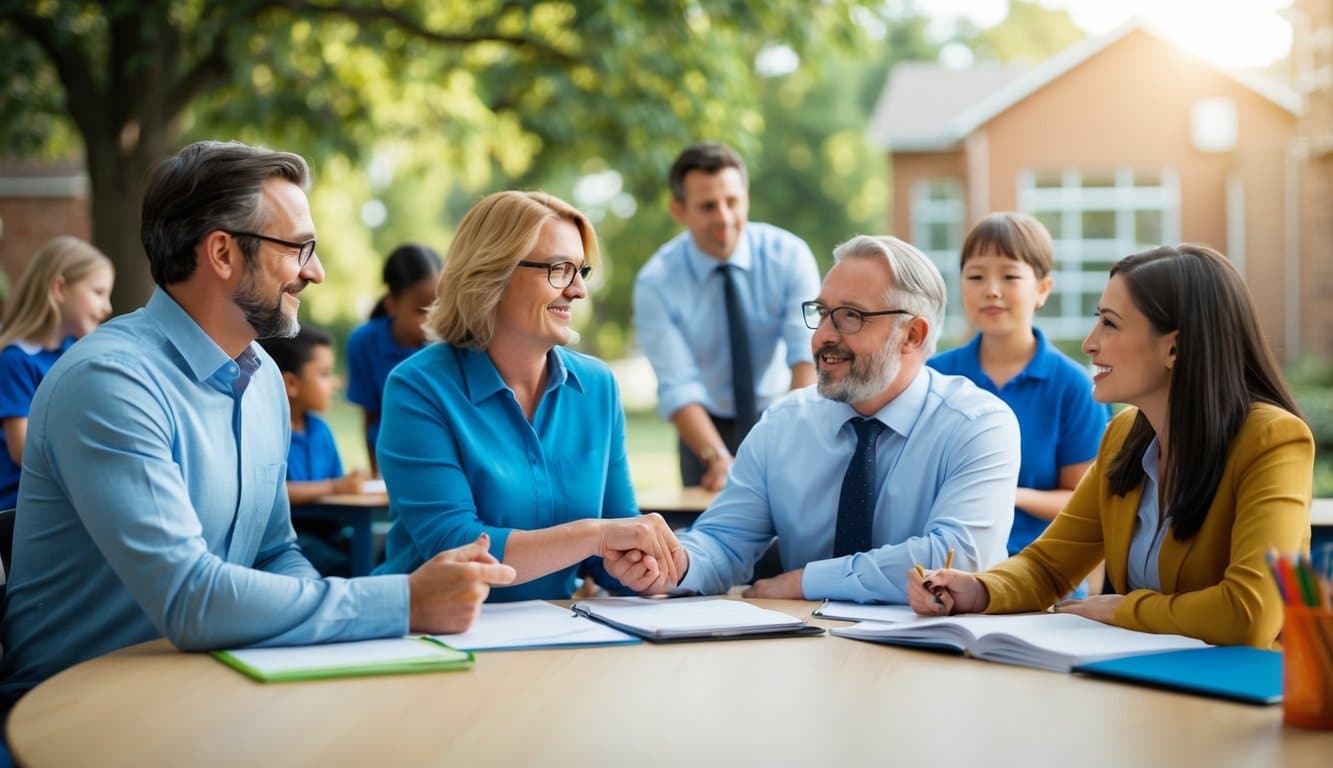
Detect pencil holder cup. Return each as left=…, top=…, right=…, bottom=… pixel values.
left=1283, top=606, right=1333, bottom=729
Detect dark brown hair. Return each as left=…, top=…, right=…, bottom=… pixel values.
left=959, top=212, right=1054, bottom=278
left=668, top=142, right=747, bottom=202
left=1104, top=244, right=1302, bottom=540
left=141, top=140, right=309, bottom=287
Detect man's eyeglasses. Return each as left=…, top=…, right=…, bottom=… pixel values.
left=223, top=230, right=317, bottom=268
left=516, top=260, right=592, bottom=289
left=801, top=301, right=913, bottom=334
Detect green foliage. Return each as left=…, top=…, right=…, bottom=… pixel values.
left=957, top=0, right=1083, bottom=65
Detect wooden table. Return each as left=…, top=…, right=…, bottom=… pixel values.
left=9, top=599, right=1330, bottom=767
left=291, top=491, right=390, bottom=577
left=635, top=485, right=718, bottom=529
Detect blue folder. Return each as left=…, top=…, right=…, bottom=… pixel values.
left=1073, top=646, right=1282, bottom=705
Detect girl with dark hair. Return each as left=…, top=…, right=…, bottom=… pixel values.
left=908, top=244, right=1314, bottom=648
left=345, top=244, right=441, bottom=473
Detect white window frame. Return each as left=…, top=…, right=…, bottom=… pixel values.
left=910, top=178, right=967, bottom=339
left=1017, top=168, right=1181, bottom=341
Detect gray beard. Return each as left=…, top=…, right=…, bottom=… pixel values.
left=816, top=340, right=900, bottom=405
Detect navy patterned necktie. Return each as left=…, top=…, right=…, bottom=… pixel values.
left=718, top=263, right=757, bottom=433
left=833, top=417, right=885, bottom=558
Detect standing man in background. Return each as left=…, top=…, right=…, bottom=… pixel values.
left=634, top=142, right=821, bottom=490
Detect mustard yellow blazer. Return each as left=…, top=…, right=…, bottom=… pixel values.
left=977, top=403, right=1313, bottom=648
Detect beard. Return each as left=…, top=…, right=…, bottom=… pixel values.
left=816, top=332, right=902, bottom=406
left=234, top=258, right=301, bottom=339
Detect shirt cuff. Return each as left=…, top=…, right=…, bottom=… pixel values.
left=350, top=574, right=412, bottom=636
left=657, top=382, right=711, bottom=420
left=800, top=557, right=847, bottom=600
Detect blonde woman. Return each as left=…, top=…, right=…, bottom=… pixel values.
left=0, top=236, right=114, bottom=508
left=372, top=191, right=682, bottom=599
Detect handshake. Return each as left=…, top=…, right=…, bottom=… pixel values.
left=596, top=513, right=689, bottom=594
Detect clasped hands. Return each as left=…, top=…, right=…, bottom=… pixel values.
left=599, top=513, right=689, bottom=593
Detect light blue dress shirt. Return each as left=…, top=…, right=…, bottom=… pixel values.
left=633, top=222, right=821, bottom=419
left=0, top=289, right=408, bottom=698
left=1126, top=437, right=1170, bottom=591
left=373, top=344, right=638, bottom=601
left=676, top=367, right=1020, bottom=603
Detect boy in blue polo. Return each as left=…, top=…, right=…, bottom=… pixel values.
left=929, top=212, right=1110, bottom=594
left=260, top=326, right=368, bottom=576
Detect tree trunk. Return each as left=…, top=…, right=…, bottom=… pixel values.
left=84, top=130, right=162, bottom=315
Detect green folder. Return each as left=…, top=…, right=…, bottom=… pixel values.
left=213, top=636, right=474, bottom=683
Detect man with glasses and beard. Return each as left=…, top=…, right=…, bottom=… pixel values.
left=0, top=141, right=515, bottom=710
left=613, top=236, right=1019, bottom=603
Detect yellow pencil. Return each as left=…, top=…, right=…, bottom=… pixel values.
left=914, top=563, right=926, bottom=578
left=945, top=548, right=955, bottom=570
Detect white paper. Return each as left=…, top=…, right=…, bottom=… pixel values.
left=831, top=612, right=1209, bottom=672
left=572, top=596, right=805, bottom=638
left=224, top=637, right=455, bottom=674
left=432, top=600, right=636, bottom=650
left=361, top=478, right=387, bottom=494
left=813, top=601, right=919, bottom=624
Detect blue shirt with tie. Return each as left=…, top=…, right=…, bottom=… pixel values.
left=0, top=290, right=408, bottom=699
left=633, top=222, right=821, bottom=420
left=372, top=344, right=638, bottom=601
left=676, top=367, right=1020, bottom=603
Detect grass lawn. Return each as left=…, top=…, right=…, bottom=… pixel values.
left=322, top=399, right=683, bottom=491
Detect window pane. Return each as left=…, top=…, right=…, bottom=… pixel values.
left=1134, top=210, right=1163, bottom=244
left=1033, top=210, right=1063, bottom=238
left=1134, top=169, right=1162, bottom=187
left=1044, top=292, right=1065, bottom=316
left=1034, top=171, right=1063, bottom=189
left=1081, top=291, right=1101, bottom=316
left=927, top=221, right=955, bottom=250
left=1081, top=172, right=1116, bottom=189
left=926, top=180, right=958, bottom=201
left=1081, top=210, right=1116, bottom=239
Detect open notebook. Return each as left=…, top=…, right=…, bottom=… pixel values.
left=831, top=612, right=1209, bottom=673
left=213, top=637, right=473, bottom=682
left=571, top=597, right=822, bottom=641
left=432, top=600, right=639, bottom=651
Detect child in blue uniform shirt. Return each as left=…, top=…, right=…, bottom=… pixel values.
left=260, top=326, right=368, bottom=576
left=0, top=236, right=114, bottom=509
left=929, top=213, right=1110, bottom=594
left=345, top=244, right=441, bottom=475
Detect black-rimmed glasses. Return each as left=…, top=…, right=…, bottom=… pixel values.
left=801, top=301, right=913, bottom=334
left=223, top=230, right=317, bottom=268
left=516, top=260, right=591, bottom=289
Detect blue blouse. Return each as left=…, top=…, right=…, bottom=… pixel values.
left=372, top=344, right=638, bottom=600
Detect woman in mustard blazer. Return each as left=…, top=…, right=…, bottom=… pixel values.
left=908, top=244, right=1313, bottom=648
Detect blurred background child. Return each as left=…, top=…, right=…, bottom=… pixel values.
left=0, top=236, right=114, bottom=509
left=929, top=212, right=1109, bottom=595
left=260, top=325, right=369, bottom=577
left=345, top=244, right=441, bottom=474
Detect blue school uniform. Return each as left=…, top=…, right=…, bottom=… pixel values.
left=0, top=338, right=74, bottom=508
left=345, top=316, right=421, bottom=453
left=287, top=412, right=343, bottom=483
left=929, top=328, right=1110, bottom=555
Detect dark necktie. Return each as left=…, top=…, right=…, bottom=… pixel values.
left=718, top=263, right=757, bottom=433
left=833, top=417, right=885, bottom=558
